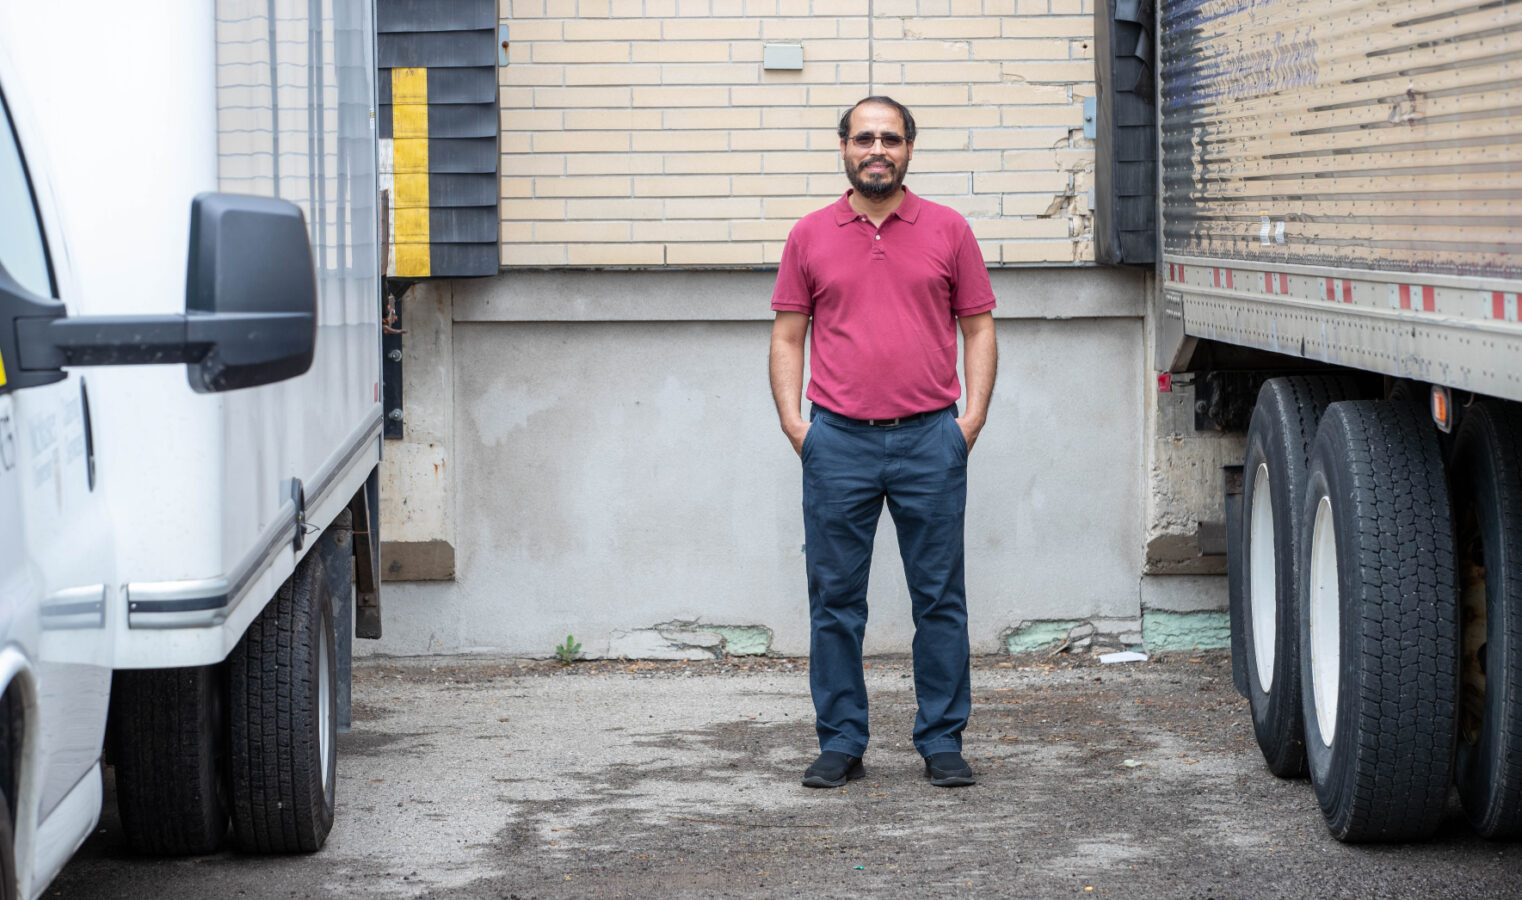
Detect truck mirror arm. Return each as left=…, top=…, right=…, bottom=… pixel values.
left=16, top=310, right=314, bottom=384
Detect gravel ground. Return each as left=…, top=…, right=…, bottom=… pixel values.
left=50, top=651, right=1522, bottom=898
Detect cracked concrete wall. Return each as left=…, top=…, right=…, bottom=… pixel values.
left=1144, top=382, right=1242, bottom=577
left=1137, top=261, right=1233, bottom=633
left=366, top=267, right=1182, bottom=658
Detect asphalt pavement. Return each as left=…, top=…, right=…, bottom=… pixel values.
left=50, top=651, right=1522, bottom=898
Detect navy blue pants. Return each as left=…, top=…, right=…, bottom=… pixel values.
left=801, top=404, right=971, bottom=758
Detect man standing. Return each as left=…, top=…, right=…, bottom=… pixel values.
left=769, top=96, right=998, bottom=788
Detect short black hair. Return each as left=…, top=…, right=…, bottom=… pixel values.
left=837, top=96, right=917, bottom=144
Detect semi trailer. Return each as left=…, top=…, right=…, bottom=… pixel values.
left=1125, top=0, right=1522, bottom=842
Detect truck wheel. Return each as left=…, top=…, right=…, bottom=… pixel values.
left=1451, top=401, right=1522, bottom=838
left=1298, top=399, right=1458, bottom=842
left=109, top=666, right=229, bottom=855
left=228, top=552, right=337, bottom=852
left=1240, top=376, right=1362, bottom=778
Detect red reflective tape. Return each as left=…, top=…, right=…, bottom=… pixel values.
left=1226, top=269, right=1235, bottom=289
left=1324, top=277, right=1334, bottom=301
left=1422, top=285, right=1435, bottom=312
left=1264, top=271, right=1274, bottom=293
left=1213, top=268, right=1222, bottom=287
left=1494, top=292, right=1506, bottom=319
left=1342, top=280, right=1353, bottom=303
left=1279, top=273, right=1289, bottom=294
left=1399, top=284, right=1412, bottom=310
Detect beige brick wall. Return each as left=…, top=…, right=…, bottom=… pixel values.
left=500, top=1, right=1097, bottom=268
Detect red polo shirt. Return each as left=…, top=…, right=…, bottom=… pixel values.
left=771, top=188, right=997, bottom=420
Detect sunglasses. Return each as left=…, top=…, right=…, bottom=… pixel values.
left=848, top=133, right=906, bottom=149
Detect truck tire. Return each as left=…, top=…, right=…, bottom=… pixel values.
left=228, top=552, right=337, bottom=852
left=1451, top=401, right=1522, bottom=838
left=109, top=666, right=229, bottom=855
left=1240, top=375, right=1363, bottom=778
left=1298, top=399, right=1458, bottom=842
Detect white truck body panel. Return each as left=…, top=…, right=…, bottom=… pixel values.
left=2, top=1, right=381, bottom=669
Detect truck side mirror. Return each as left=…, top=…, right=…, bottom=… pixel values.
left=8, top=192, right=318, bottom=393
left=182, top=193, right=318, bottom=392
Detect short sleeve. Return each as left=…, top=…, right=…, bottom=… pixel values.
left=949, top=221, right=997, bottom=317
left=770, top=224, right=814, bottom=315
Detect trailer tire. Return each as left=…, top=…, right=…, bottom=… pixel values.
left=229, top=552, right=337, bottom=853
left=1240, top=376, right=1363, bottom=778
left=1451, top=401, right=1522, bottom=838
left=1299, top=400, right=1458, bottom=842
left=109, top=666, right=229, bottom=855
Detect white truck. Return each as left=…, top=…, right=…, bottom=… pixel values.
left=0, top=1, right=382, bottom=894
left=1130, top=0, right=1522, bottom=843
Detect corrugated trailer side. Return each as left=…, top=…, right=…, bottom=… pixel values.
left=1155, top=0, right=1522, bottom=842
left=1158, top=0, right=1522, bottom=397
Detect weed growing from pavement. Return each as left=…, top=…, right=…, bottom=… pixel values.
left=555, top=634, right=582, bottom=665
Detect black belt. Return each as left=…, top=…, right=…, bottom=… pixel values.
left=819, top=406, right=946, bottom=427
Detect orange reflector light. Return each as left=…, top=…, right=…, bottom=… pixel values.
left=1431, top=386, right=1452, bottom=433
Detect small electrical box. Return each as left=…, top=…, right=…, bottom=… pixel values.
left=763, top=44, right=804, bottom=70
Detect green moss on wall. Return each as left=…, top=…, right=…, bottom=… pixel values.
left=1141, top=610, right=1231, bottom=651
left=714, top=626, right=772, bottom=656
left=1005, top=620, right=1084, bottom=654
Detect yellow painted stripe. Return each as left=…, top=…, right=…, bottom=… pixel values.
left=0, top=348, right=7, bottom=387
left=393, top=174, right=430, bottom=208
left=390, top=66, right=428, bottom=276
left=392, top=67, right=427, bottom=104
left=393, top=138, right=429, bottom=174
left=394, top=208, right=430, bottom=244
left=393, top=103, right=428, bottom=139
left=395, top=243, right=431, bottom=278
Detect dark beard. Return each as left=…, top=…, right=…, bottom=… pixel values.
left=846, top=156, right=904, bottom=199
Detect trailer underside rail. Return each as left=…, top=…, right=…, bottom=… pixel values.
left=1165, top=255, right=1522, bottom=401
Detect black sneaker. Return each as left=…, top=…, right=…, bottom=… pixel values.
left=802, top=751, right=865, bottom=788
left=925, top=751, right=976, bottom=787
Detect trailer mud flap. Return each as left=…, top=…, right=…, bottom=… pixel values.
left=349, top=468, right=382, bottom=639
left=1223, top=463, right=1248, bottom=699
left=318, top=511, right=355, bottom=733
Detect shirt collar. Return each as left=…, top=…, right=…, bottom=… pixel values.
left=833, top=187, right=922, bottom=226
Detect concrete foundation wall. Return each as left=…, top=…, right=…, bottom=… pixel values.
left=368, top=267, right=1228, bottom=658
